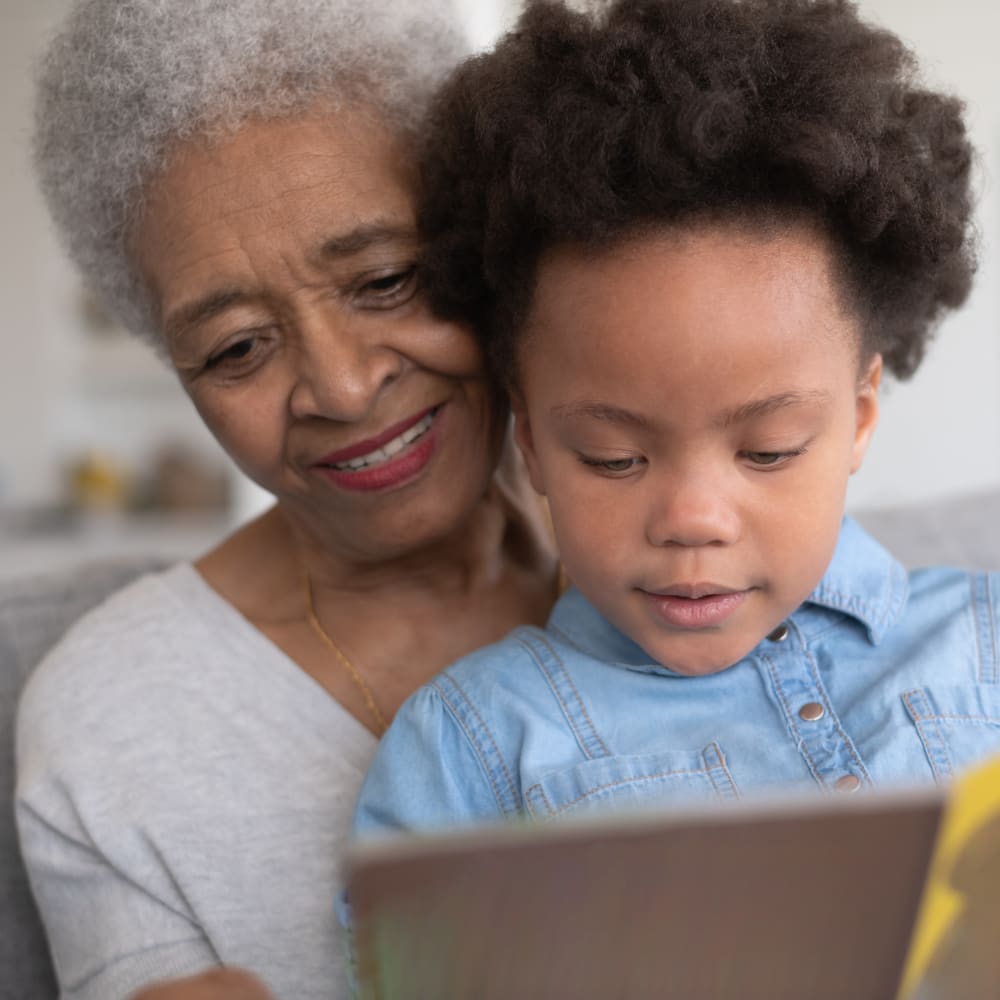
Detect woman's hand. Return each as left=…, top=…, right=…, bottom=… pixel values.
left=131, top=969, right=274, bottom=1000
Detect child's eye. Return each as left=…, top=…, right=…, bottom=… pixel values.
left=578, top=455, right=645, bottom=476
left=741, top=449, right=805, bottom=469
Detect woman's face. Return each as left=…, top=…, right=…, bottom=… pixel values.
left=134, top=110, right=502, bottom=563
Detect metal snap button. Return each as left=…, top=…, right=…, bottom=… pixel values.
left=767, top=623, right=789, bottom=642
left=798, top=702, right=825, bottom=722
left=834, top=775, right=861, bottom=793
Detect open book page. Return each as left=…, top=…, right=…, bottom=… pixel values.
left=899, top=754, right=1000, bottom=999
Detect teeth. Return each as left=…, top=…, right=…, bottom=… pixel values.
left=402, top=422, right=426, bottom=444
left=332, top=411, right=435, bottom=471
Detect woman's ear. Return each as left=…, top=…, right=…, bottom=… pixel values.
left=511, top=393, right=547, bottom=496
left=850, top=353, right=882, bottom=475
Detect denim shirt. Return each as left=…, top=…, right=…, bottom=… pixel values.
left=354, top=519, right=1000, bottom=837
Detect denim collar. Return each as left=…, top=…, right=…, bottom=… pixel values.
left=547, top=517, right=909, bottom=671
left=805, top=516, right=909, bottom=644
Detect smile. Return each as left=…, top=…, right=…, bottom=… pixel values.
left=314, top=405, right=444, bottom=494
left=328, top=410, right=436, bottom=471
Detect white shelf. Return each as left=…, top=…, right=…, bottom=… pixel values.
left=0, top=511, right=236, bottom=581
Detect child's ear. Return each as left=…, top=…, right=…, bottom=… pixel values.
left=850, top=353, right=882, bottom=475
left=511, top=393, right=547, bottom=496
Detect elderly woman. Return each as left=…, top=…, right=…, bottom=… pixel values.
left=16, top=1, right=557, bottom=998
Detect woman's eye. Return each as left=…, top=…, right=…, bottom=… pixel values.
left=357, top=266, right=418, bottom=307
left=579, top=455, right=644, bottom=475
left=205, top=336, right=259, bottom=372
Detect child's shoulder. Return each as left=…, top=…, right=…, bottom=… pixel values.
left=895, top=564, right=1000, bottom=677
left=430, top=622, right=561, bottom=704
left=905, top=563, right=1000, bottom=611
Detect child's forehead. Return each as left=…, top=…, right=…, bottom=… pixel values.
left=541, top=215, right=830, bottom=272
left=529, top=221, right=852, bottom=330
left=518, top=220, right=866, bottom=405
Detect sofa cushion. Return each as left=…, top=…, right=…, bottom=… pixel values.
left=853, top=490, right=1000, bottom=570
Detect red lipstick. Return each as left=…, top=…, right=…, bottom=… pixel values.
left=316, top=405, right=438, bottom=467
left=314, top=405, right=442, bottom=493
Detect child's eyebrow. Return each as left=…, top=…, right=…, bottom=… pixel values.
left=718, top=390, right=832, bottom=428
left=550, top=391, right=832, bottom=430
left=550, top=401, right=651, bottom=429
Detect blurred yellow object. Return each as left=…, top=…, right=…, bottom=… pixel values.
left=68, top=451, right=129, bottom=511
left=898, top=754, right=1000, bottom=999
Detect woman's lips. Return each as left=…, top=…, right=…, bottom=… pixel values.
left=316, top=405, right=438, bottom=466
left=644, top=588, right=749, bottom=629
left=315, top=405, right=443, bottom=493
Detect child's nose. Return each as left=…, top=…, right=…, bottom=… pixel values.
left=644, top=471, right=741, bottom=548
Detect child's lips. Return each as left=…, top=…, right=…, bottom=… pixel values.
left=643, top=587, right=750, bottom=629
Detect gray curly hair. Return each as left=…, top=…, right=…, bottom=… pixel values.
left=34, top=0, right=470, bottom=344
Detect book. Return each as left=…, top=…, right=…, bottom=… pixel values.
left=347, top=757, right=1000, bottom=1000
left=897, top=753, right=1000, bottom=999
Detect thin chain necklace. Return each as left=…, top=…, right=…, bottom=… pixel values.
left=302, top=574, right=389, bottom=737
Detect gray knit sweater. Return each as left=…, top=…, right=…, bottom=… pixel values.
left=16, top=564, right=376, bottom=1000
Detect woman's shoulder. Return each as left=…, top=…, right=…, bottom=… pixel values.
left=16, top=562, right=272, bottom=769
left=27, top=562, right=229, bottom=680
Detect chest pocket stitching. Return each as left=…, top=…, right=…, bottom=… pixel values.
left=921, top=713, right=1000, bottom=724
left=525, top=741, right=734, bottom=820
left=524, top=783, right=554, bottom=820
left=902, top=688, right=954, bottom=783
left=702, top=743, right=740, bottom=800
left=971, top=572, right=998, bottom=684
left=431, top=673, right=520, bottom=817
left=516, top=633, right=611, bottom=761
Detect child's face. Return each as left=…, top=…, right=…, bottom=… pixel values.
left=513, top=223, right=881, bottom=676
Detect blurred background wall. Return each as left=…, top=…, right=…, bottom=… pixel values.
left=1, top=0, right=997, bottom=577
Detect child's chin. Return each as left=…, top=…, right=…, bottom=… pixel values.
left=665, top=658, right=739, bottom=678
left=645, top=635, right=756, bottom=677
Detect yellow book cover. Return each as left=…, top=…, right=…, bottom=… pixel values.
left=899, top=754, right=1000, bottom=999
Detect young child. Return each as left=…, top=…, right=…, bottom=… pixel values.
left=353, top=0, right=999, bottom=836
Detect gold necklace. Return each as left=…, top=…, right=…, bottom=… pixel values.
left=302, top=574, right=389, bottom=737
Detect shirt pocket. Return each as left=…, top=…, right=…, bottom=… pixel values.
left=903, top=685, right=1000, bottom=783
left=523, top=742, right=738, bottom=821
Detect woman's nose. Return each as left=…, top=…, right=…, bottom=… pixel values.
left=644, top=468, right=742, bottom=548
left=288, top=311, right=404, bottom=422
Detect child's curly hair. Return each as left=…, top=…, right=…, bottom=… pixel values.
left=419, top=0, right=976, bottom=384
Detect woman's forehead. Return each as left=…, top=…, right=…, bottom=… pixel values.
left=132, top=111, right=419, bottom=324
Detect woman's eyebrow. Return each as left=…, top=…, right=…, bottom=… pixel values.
left=718, top=390, right=832, bottom=427
left=164, top=223, right=418, bottom=341
left=318, top=223, right=416, bottom=259
left=165, top=288, right=251, bottom=343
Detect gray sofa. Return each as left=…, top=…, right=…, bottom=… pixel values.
left=2, top=492, right=999, bottom=998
